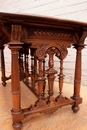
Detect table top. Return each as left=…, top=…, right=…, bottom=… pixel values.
left=0, top=12, right=87, bottom=46
left=0, top=12, right=87, bottom=30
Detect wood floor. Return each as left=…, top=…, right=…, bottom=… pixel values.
left=0, top=72, right=87, bottom=130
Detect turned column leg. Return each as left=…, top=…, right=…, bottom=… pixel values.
left=42, top=59, right=46, bottom=99
left=9, top=45, right=24, bottom=130
left=19, top=51, right=24, bottom=80
left=38, top=59, right=44, bottom=101
left=1, top=46, right=6, bottom=86
left=56, top=59, right=64, bottom=101
left=34, top=56, right=37, bottom=81
left=58, top=59, right=64, bottom=96
left=0, top=45, right=11, bottom=86
left=72, top=45, right=84, bottom=113
left=46, top=50, right=57, bottom=101
left=0, top=46, right=6, bottom=85
left=30, top=48, right=36, bottom=89
left=24, top=53, right=26, bottom=75
left=47, top=54, right=55, bottom=98
left=26, top=54, right=29, bottom=82
left=24, top=52, right=29, bottom=83
left=34, top=58, right=46, bottom=106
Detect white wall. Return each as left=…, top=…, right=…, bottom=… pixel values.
left=0, top=0, right=87, bottom=86
left=0, top=0, right=87, bottom=22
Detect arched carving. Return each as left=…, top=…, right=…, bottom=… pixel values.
left=31, top=43, right=68, bottom=60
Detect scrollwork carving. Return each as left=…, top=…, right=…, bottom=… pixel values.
left=57, top=44, right=68, bottom=59
left=31, top=43, right=68, bottom=60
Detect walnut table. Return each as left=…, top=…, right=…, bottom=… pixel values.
left=0, top=12, right=87, bottom=130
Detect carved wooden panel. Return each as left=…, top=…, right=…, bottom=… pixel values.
left=29, top=29, right=73, bottom=42
left=30, top=29, right=71, bottom=38
left=30, top=42, right=68, bottom=60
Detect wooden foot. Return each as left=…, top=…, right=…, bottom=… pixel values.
left=13, top=121, right=22, bottom=130
left=2, top=75, right=11, bottom=86
left=2, top=81, right=6, bottom=86
left=72, top=105, right=79, bottom=113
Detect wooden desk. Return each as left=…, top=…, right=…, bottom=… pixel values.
left=0, top=12, right=87, bottom=130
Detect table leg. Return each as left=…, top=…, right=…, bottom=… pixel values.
left=72, top=45, right=83, bottom=112
left=9, top=45, right=24, bottom=130
left=1, top=46, right=6, bottom=86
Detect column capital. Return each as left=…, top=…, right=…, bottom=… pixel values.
left=73, top=44, right=85, bottom=51
left=9, top=42, right=24, bottom=53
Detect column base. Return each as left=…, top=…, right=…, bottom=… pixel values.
left=13, top=121, right=22, bottom=130
left=71, top=96, right=82, bottom=113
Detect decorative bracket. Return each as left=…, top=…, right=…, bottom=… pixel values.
left=73, top=29, right=87, bottom=45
